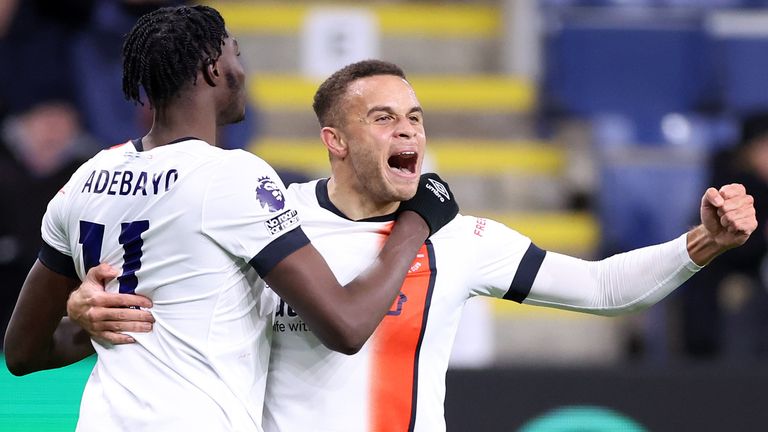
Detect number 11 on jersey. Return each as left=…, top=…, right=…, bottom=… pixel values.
left=79, top=220, right=150, bottom=294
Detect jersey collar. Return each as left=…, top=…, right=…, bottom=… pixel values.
left=131, top=136, right=202, bottom=152
left=314, top=178, right=397, bottom=222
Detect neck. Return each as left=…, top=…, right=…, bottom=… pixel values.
left=327, top=174, right=399, bottom=221
left=142, top=96, right=218, bottom=150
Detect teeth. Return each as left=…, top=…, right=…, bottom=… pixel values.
left=399, top=151, right=416, bottom=156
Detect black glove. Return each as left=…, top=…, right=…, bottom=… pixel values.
left=397, top=173, right=459, bottom=236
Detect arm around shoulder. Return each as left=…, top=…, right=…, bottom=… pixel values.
left=264, top=211, right=429, bottom=354
left=262, top=172, right=457, bottom=354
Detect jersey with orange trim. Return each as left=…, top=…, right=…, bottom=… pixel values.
left=39, top=139, right=309, bottom=432
left=264, top=179, right=540, bottom=432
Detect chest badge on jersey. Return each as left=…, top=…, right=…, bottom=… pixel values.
left=255, top=176, right=285, bottom=212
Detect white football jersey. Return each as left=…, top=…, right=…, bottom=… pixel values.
left=263, top=179, right=542, bottom=432
left=39, top=139, right=309, bottom=432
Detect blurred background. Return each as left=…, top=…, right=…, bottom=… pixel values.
left=2, top=0, right=768, bottom=430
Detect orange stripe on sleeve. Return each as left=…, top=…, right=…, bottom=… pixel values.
left=369, top=242, right=436, bottom=432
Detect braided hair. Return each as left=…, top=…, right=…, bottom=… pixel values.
left=122, top=5, right=228, bottom=108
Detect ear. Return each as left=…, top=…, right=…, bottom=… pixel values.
left=320, top=127, right=348, bottom=159
left=320, top=126, right=349, bottom=159
left=201, top=58, right=219, bottom=88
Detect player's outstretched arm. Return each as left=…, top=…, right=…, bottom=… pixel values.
left=688, top=183, right=757, bottom=266
left=265, top=173, right=458, bottom=355
left=67, top=264, right=155, bottom=345
left=522, top=183, right=757, bottom=316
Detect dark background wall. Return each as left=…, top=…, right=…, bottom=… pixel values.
left=445, top=365, right=768, bottom=432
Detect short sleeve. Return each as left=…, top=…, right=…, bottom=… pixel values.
left=201, top=152, right=309, bottom=277
left=465, top=217, right=546, bottom=303
left=40, top=188, right=70, bottom=255
left=39, top=178, right=79, bottom=278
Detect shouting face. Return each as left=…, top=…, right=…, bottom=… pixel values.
left=334, top=74, right=426, bottom=207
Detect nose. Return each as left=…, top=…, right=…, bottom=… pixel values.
left=394, top=116, right=417, bottom=139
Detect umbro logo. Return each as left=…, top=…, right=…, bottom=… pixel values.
left=426, top=178, right=450, bottom=202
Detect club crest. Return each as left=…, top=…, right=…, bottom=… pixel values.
left=255, top=176, right=285, bottom=212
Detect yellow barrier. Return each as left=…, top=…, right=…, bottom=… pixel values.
left=249, top=138, right=563, bottom=175
left=208, top=2, right=501, bottom=37
left=479, top=211, right=599, bottom=255
left=249, top=75, right=536, bottom=112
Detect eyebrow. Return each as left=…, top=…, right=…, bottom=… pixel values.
left=366, top=105, right=423, bottom=117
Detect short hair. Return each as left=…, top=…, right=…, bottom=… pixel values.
left=312, top=59, right=406, bottom=127
left=122, top=5, right=228, bottom=108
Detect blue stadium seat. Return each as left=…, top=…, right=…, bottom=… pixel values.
left=542, top=8, right=715, bottom=143
left=716, top=37, right=768, bottom=115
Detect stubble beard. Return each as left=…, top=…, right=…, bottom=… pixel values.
left=352, top=154, right=408, bottom=207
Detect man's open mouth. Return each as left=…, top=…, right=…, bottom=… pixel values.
left=387, top=151, right=418, bottom=174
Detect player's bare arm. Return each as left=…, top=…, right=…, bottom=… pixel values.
left=255, top=173, right=456, bottom=354
left=5, top=262, right=92, bottom=375
left=265, top=210, right=428, bottom=354
left=5, top=262, right=153, bottom=375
